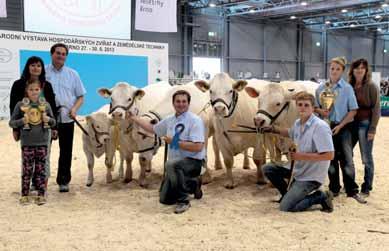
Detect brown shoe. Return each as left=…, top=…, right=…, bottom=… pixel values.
left=35, top=196, right=47, bottom=206
left=351, top=193, right=367, bottom=204
left=19, top=196, right=29, bottom=206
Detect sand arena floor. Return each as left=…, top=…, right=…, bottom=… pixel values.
left=1, top=118, right=389, bottom=251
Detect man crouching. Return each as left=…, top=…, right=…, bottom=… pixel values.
left=258, top=92, right=335, bottom=213
left=127, top=90, right=205, bottom=214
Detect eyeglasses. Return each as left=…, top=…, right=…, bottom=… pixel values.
left=297, top=103, right=311, bottom=108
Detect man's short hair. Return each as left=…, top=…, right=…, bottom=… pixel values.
left=172, top=90, right=191, bottom=104
left=50, top=43, right=69, bottom=55
left=295, top=91, right=315, bottom=106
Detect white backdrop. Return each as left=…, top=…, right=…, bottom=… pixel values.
left=24, top=0, right=131, bottom=39
left=0, top=0, right=6, bottom=18
left=135, top=0, right=177, bottom=32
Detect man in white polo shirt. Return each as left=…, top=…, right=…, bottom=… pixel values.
left=128, top=90, right=205, bottom=214
left=46, top=43, right=86, bottom=193
left=259, top=92, right=335, bottom=213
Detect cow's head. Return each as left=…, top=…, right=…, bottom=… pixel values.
left=195, top=73, right=247, bottom=117
left=98, top=82, right=145, bottom=121
left=246, top=83, right=291, bottom=128
left=85, top=113, right=111, bottom=146
left=131, top=112, right=161, bottom=160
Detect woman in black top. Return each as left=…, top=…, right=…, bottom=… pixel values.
left=10, top=56, right=57, bottom=140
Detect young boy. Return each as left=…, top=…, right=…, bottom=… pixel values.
left=259, top=92, right=335, bottom=213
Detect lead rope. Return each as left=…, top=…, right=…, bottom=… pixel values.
left=110, top=121, right=121, bottom=170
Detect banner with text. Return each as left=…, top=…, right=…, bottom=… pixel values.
left=380, top=79, right=389, bottom=116
left=0, top=30, right=168, bottom=118
left=135, top=0, right=177, bottom=32
left=24, top=0, right=132, bottom=40
left=381, top=96, right=389, bottom=116
left=0, top=0, right=6, bottom=18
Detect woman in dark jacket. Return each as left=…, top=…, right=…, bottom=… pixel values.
left=348, top=58, right=381, bottom=196
left=10, top=56, right=57, bottom=138
left=9, top=56, right=57, bottom=188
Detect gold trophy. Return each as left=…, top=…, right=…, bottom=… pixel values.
left=38, top=97, right=50, bottom=128
left=20, top=98, right=31, bottom=130
left=319, top=82, right=337, bottom=124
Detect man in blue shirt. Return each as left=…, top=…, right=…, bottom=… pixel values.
left=46, top=43, right=86, bottom=193
left=128, top=90, right=205, bottom=214
left=259, top=92, right=335, bottom=212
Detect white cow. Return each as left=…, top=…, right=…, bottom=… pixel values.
left=195, top=73, right=269, bottom=188
left=98, top=81, right=172, bottom=186
left=245, top=81, right=318, bottom=129
left=98, top=81, right=171, bottom=119
left=82, top=109, right=124, bottom=186
left=131, top=81, right=223, bottom=184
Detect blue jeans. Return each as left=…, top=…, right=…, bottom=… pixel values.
left=352, top=120, right=375, bottom=193
left=263, top=164, right=325, bottom=212
left=328, top=123, right=359, bottom=196
left=159, top=158, right=202, bottom=205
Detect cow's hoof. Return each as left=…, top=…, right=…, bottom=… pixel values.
left=256, top=180, right=267, bottom=186
left=118, top=171, right=124, bottom=179
left=139, top=180, right=148, bottom=188
left=123, top=178, right=132, bottom=183
left=86, top=181, right=93, bottom=187
left=214, top=163, right=223, bottom=170
left=86, top=177, right=94, bottom=187
left=224, top=182, right=236, bottom=189
left=243, top=165, right=251, bottom=170
left=106, top=174, right=113, bottom=184
left=201, top=172, right=213, bottom=184
left=145, top=168, right=151, bottom=173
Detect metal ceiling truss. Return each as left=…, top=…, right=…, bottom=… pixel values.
left=186, top=0, right=389, bottom=32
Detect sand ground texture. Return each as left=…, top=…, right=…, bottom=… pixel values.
left=1, top=118, right=389, bottom=251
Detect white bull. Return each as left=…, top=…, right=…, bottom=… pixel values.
left=98, top=81, right=172, bottom=187
left=195, top=73, right=269, bottom=189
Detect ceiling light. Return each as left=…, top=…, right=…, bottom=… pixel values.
left=290, top=15, right=297, bottom=19
left=325, top=20, right=331, bottom=24
left=350, top=24, right=356, bottom=28
left=209, top=3, right=216, bottom=7
left=375, top=15, right=382, bottom=19
left=384, top=49, right=388, bottom=53
left=382, top=3, right=388, bottom=8
left=301, top=1, right=308, bottom=6
left=316, top=42, right=321, bottom=47
left=249, top=9, right=256, bottom=13
left=341, top=9, right=348, bottom=13
left=377, top=27, right=383, bottom=32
